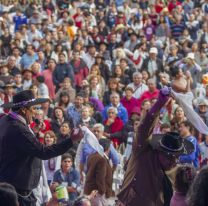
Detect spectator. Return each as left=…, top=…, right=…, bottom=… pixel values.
left=20, top=44, right=38, bottom=70
left=112, top=64, right=131, bottom=91
left=84, top=138, right=113, bottom=206
left=142, top=47, right=164, bottom=80
left=187, top=166, right=208, bottom=206
left=57, top=121, right=73, bottom=144
left=170, top=164, right=196, bottom=206
left=199, top=134, right=208, bottom=167
left=30, top=108, right=52, bottom=144
left=42, top=58, right=56, bottom=100
left=0, top=64, right=13, bottom=85
left=178, top=121, right=199, bottom=168
left=43, top=130, right=61, bottom=184
left=53, top=53, right=74, bottom=91
left=0, top=182, right=18, bottom=206
left=103, top=78, right=123, bottom=106
left=55, top=77, right=76, bottom=104
left=67, top=93, right=84, bottom=127
left=55, top=91, right=72, bottom=111
left=138, top=78, right=159, bottom=110
left=78, top=106, right=96, bottom=128
left=70, top=51, right=89, bottom=91
left=78, top=123, right=119, bottom=183
left=51, top=106, right=73, bottom=136
left=102, top=92, right=128, bottom=124
left=127, top=72, right=148, bottom=99
left=52, top=153, right=80, bottom=205
left=121, top=86, right=139, bottom=117
left=103, top=107, right=124, bottom=148
left=7, top=56, right=20, bottom=76
left=171, top=106, right=187, bottom=132
left=36, top=76, right=49, bottom=98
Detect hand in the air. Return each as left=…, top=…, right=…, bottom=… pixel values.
left=70, top=127, right=84, bottom=143
left=160, top=86, right=172, bottom=96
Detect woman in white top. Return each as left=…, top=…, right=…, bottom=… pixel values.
left=43, top=130, right=61, bottom=185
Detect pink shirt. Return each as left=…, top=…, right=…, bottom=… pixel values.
left=121, top=97, right=139, bottom=117
left=42, top=69, right=55, bottom=99
left=170, top=192, right=188, bottom=206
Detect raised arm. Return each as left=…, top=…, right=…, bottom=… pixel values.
left=136, top=87, right=171, bottom=146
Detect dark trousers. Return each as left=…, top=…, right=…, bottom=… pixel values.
left=17, top=190, right=36, bottom=206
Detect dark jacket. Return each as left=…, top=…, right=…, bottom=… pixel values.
left=142, top=57, right=164, bottom=78
left=0, top=115, right=73, bottom=191
left=53, top=63, right=74, bottom=89
left=117, top=91, right=172, bottom=206
left=84, top=152, right=113, bottom=198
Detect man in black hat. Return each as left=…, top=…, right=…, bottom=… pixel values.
left=0, top=90, right=84, bottom=206
left=117, top=87, right=194, bottom=206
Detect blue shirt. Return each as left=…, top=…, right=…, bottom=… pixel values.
left=53, top=168, right=80, bottom=203
left=102, top=103, right=128, bottom=124
left=179, top=135, right=199, bottom=168
left=13, top=15, right=27, bottom=32
left=20, top=53, right=38, bottom=69
left=67, top=105, right=81, bottom=127
left=80, top=141, right=119, bottom=167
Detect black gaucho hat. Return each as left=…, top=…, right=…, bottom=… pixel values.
left=150, top=132, right=194, bottom=156
left=1, top=90, right=49, bottom=109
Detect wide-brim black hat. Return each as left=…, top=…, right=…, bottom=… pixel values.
left=1, top=90, right=49, bottom=109
left=150, top=132, right=194, bottom=156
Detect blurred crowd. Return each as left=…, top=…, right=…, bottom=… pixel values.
left=1, top=0, right=208, bottom=205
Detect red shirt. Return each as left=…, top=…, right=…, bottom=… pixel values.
left=104, top=117, right=124, bottom=147
left=73, top=13, right=83, bottom=28
left=168, top=1, right=181, bottom=12
left=30, top=120, right=51, bottom=144
left=138, top=89, right=159, bottom=110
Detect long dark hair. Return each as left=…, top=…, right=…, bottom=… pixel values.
left=174, top=164, right=196, bottom=195
left=187, top=166, right=208, bottom=206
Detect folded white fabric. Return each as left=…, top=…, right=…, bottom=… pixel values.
left=172, top=91, right=208, bottom=135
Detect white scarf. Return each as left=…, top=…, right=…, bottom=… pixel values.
left=172, top=91, right=208, bottom=135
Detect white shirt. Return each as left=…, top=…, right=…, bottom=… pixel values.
left=127, top=82, right=149, bottom=99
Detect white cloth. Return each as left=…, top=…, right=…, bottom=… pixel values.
left=44, top=156, right=61, bottom=182
left=75, top=126, right=104, bottom=169
left=33, top=162, right=52, bottom=206
left=172, top=91, right=208, bottom=135
left=199, top=142, right=208, bottom=162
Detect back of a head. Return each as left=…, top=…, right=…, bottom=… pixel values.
left=187, top=166, right=208, bottom=206
left=0, top=182, right=18, bottom=206
left=170, top=66, right=180, bottom=78
left=73, top=196, right=91, bottom=206
left=174, top=164, right=196, bottom=195
left=99, top=138, right=111, bottom=152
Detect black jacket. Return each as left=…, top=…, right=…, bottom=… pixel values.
left=142, top=57, right=164, bottom=77
left=53, top=63, right=74, bottom=89
left=0, top=115, right=73, bottom=191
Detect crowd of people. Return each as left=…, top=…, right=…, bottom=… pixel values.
left=1, top=0, right=208, bottom=205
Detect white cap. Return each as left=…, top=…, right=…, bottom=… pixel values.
left=186, top=53, right=195, bottom=60
left=149, top=47, right=158, bottom=54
